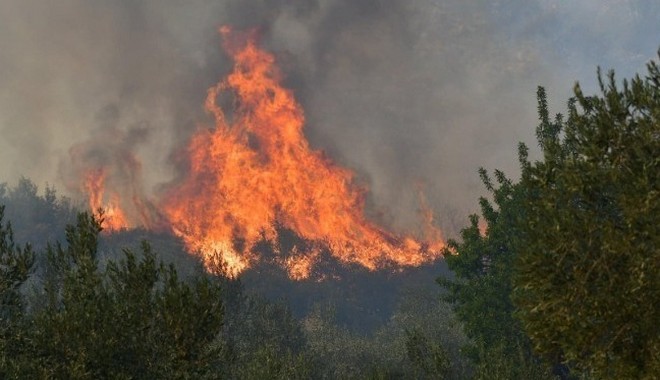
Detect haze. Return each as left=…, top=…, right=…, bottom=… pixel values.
left=0, top=0, right=657, bottom=237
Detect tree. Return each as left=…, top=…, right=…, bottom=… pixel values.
left=222, top=288, right=313, bottom=379
left=438, top=168, right=556, bottom=379
left=3, top=212, right=226, bottom=378
left=0, top=178, right=76, bottom=249
left=513, top=57, right=660, bottom=378
left=405, top=328, right=451, bottom=379
left=0, top=206, right=35, bottom=378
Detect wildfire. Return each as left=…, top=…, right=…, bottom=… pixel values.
left=159, top=27, right=444, bottom=278
left=79, top=27, right=444, bottom=279
left=84, top=168, right=129, bottom=232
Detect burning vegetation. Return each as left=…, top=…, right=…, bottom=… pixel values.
left=76, top=27, right=444, bottom=279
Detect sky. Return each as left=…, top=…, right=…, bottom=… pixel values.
left=0, top=0, right=658, bottom=236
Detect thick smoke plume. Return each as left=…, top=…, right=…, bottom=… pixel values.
left=0, top=1, right=657, bottom=237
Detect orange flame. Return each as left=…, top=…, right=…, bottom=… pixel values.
left=159, top=27, right=444, bottom=278
left=84, top=168, right=129, bottom=232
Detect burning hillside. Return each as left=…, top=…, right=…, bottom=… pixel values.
left=75, top=27, right=444, bottom=279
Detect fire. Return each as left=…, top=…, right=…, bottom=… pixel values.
left=84, top=168, right=129, bottom=232
left=70, top=122, right=161, bottom=233
left=75, top=27, right=444, bottom=278
left=158, top=27, right=444, bottom=278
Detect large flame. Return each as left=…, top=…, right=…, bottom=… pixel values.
left=80, top=27, right=444, bottom=279
left=160, top=27, right=444, bottom=278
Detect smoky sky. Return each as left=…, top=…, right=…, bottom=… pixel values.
left=0, top=0, right=658, bottom=236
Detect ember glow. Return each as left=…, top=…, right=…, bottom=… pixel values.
left=83, top=27, right=444, bottom=279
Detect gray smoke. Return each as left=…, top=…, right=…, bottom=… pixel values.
left=0, top=0, right=657, bottom=237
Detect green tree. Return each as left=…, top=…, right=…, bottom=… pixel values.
left=0, top=178, right=76, bottom=247
left=232, top=345, right=312, bottom=380
left=406, top=328, right=451, bottom=379
left=513, top=58, right=660, bottom=378
left=0, top=206, right=35, bottom=377
left=3, top=212, right=226, bottom=379
left=223, top=289, right=313, bottom=379
left=438, top=168, right=556, bottom=379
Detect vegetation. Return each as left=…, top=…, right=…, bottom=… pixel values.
left=513, top=62, right=660, bottom=378
left=441, top=55, right=659, bottom=379
left=0, top=54, right=657, bottom=379
left=438, top=166, right=557, bottom=379
left=0, top=178, right=76, bottom=247
left=0, top=183, right=463, bottom=379
left=1, top=211, right=226, bottom=378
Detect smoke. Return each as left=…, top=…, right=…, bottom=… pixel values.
left=62, top=104, right=159, bottom=227
left=0, top=0, right=657, bottom=236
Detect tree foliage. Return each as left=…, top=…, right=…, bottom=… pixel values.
left=0, top=178, right=76, bottom=248
left=513, top=57, right=660, bottom=378
left=2, top=212, right=226, bottom=379
left=440, top=52, right=659, bottom=380
left=438, top=168, right=556, bottom=379
left=0, top=206, right=36, bottom=376
left=406, top=328, right=451, bottom=379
